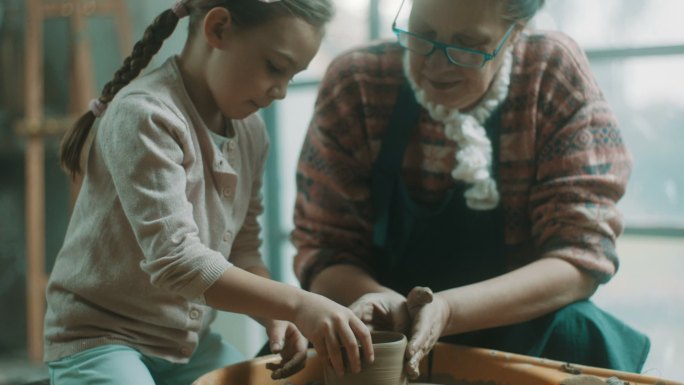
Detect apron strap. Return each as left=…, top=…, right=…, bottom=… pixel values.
left=371, top=82, right=421, bottom=248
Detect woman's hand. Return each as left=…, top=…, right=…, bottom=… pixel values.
left=293, top=292, right=375, bottom=377
left=404, top=287, right=450, bottom=379
left=348, top=290, right=410, bottom=334
left=261, top=319, right=309, bottom=379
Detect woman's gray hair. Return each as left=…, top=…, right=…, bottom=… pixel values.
left=502, top=0, right=546, bottom=23
left=187, top=0, right=335, bottom=32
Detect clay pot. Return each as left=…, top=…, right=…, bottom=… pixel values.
left=324, top=331, right=408, bottom=385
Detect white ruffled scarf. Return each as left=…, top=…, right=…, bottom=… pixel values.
left=402, top=48, right=513, bottom=210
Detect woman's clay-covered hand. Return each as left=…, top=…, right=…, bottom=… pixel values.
left=293, top=292, right=375, bottom=377
left=262, top=319, right=309, bottom=379
left=348, top=290, right=410, bottom=333
left=405, top=287, right=449, bottom=379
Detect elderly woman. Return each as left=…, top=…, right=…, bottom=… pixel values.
left=292, top=0, right=650, bottom=377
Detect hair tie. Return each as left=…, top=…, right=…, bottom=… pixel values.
left=172, top=1, right=189, bottom=18
left=89, top=98, right=108, bottom=118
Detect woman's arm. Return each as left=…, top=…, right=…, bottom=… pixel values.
left=439, top=257, right=597, bottom=335
left=404, top=258, right=597, bottom=378
left=309, top=265, right=388, bottom=305
left=311, top=265, right=411, bottom=334
left=292, top=46, right=404, bottom=292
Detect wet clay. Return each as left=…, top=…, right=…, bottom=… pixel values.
left=324, top=331, right=408, bottom=385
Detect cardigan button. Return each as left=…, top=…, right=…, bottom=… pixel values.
left=223, top=231, right=233, bottom=243
left=189, top=309, right=200, bottom=320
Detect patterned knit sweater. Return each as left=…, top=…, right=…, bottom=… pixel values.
left=292, top=30, right=632, bottom=290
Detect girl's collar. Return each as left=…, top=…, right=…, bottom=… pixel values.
left=402, top=47, right=513, bottom=210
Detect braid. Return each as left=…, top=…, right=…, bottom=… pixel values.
left=60, top=9, right=182, bottom=176
left=60, top=0, right=336, bottom=176
left=101, top=10, right=179, bottom=102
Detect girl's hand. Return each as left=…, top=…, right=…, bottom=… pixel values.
left=294, top=292, right=374, bottom=377
left=405, top=287, right=449, bottom=379
left=262, top=319, right=309, bottom=379
left=348, top=291, right=410, bottom=334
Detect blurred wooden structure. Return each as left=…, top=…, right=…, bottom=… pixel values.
left=17, top=0, right=131, bottom=363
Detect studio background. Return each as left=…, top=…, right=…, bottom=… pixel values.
left=0, top=0, right=682, bottom=382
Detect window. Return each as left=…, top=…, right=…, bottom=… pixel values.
left=535, top=0, right=684, bottom=230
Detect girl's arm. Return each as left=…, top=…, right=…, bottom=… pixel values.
left=204, top=267, right=374, bottom=376
left=242, top=265, right=308, bottom=379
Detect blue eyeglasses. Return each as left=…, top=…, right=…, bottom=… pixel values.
left=392, top=0, right=516, bottom=69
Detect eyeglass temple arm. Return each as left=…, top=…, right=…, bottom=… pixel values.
left=392, top=0, right=407, bottom=29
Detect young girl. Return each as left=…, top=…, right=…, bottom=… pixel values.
left=45, top=1, right=373, bottom=384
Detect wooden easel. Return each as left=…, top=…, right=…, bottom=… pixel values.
left=16, top=0, right=131, bottom=363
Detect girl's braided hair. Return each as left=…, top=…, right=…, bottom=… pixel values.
left=60, top=0, right=334, bottom=175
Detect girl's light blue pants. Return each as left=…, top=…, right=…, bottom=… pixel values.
left=48, top=331, right=244, bottom=385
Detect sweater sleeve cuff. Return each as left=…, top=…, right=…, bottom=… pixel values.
left=184, top=258, right=233, bottom=301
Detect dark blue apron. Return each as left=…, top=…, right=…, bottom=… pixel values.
left=369, top=83, right=650, bottom=373
left=371, top=82, right=505, bottom=296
